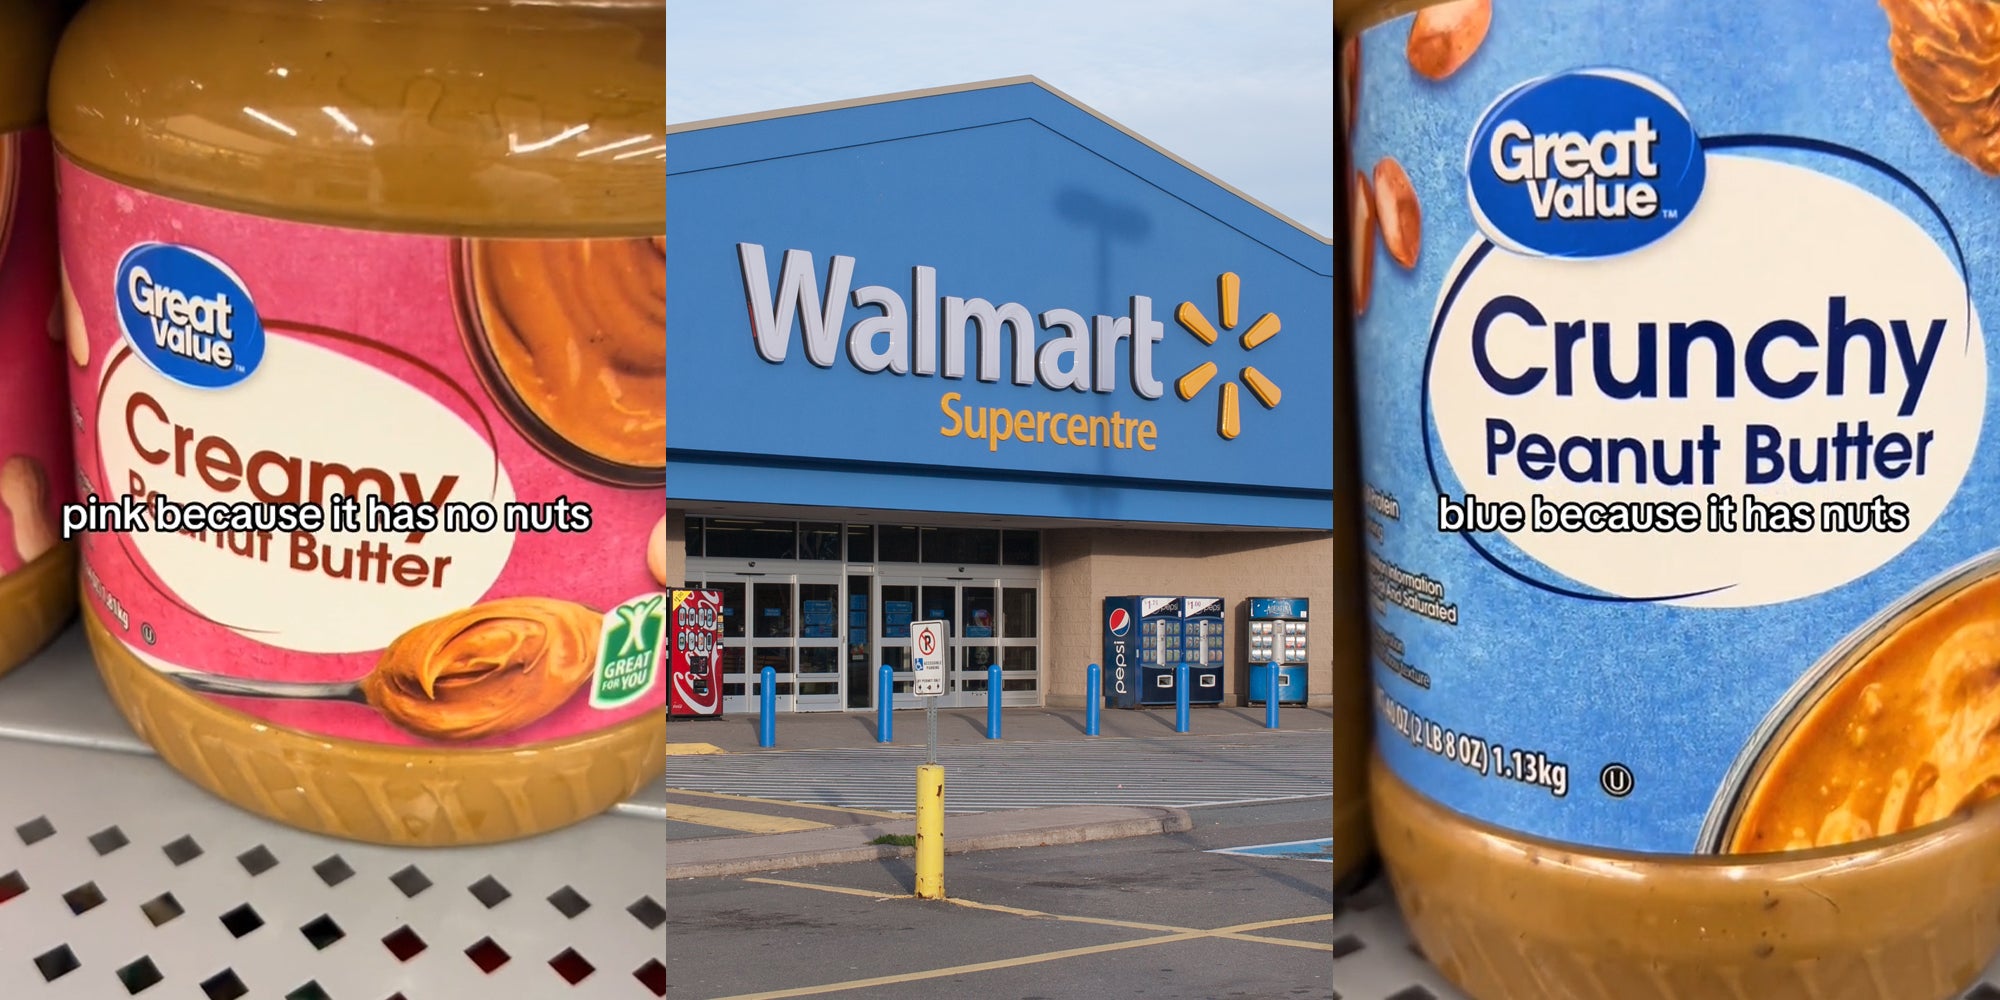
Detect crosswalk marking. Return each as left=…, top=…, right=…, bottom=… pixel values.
left=667, top=731, right=1331, bottom=812
left=665, top=803, right=831, bottom=834
left=670, top=788, right=908, bottom=819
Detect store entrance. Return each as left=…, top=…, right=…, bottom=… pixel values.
left=682, top=519, right=1045, bottom=713
left=873, top=572, right=1039, bottom=711
left=683, top=567, right=848, bottom=714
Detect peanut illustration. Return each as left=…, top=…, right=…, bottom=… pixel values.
left=1341, top=34, right=1360, bottom=138
left=59, top=261, right=87, bottom=368
left=1351, top=170, right=1376, bottom=317
left=0, top=456, right=57, bottom=564
left=648, top=515, right=669, bottom=587
left=1407, top=0, right=1491, bottom=82
left=1373, top=157, right=1422, bottom=270
left=1882, top=0, right=2000, bottom=174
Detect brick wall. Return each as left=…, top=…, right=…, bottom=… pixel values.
left=662, top=508, right=686, bottom=590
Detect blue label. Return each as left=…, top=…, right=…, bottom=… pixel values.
left=1356, top=0, right=1994, bottom=857
left=114, top=243, right=265, bottom=389
left=1465, top=68, right=1706, bottom=259
left=1248, top=597, right=1306, bottom=620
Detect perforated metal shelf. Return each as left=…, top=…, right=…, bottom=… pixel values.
left=0, top=626, right=666, bottom=999
left=1331, top=874, right=2000, bottom=1000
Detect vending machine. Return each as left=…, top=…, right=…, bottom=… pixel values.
left=1179, top=597, right=1227, bottom=705
left=669, top=588, right=724, bottom=718
left=1103, top=596, right=1181, bottom=709
left=1246, top=596, right=1309, bottom=706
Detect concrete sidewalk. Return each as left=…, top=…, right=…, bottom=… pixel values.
left=665, top=804, right=1194, bottom=879
left=665, top=704, right=1330, bottom=877
left=667, top=703, right=1334, bottom=754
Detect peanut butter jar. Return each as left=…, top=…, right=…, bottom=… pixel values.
left=1346, top=0, right=2000, bottom=996
left=50, top=0, right=666, bottom=846
left=0, top=0, right=77, bottom=679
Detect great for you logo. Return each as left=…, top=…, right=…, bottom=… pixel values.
left=736, top=243, right=1284, bottom=450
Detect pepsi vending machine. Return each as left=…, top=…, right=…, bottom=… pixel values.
left=1103, top=596, right=1181, bottom=709
left=669, top=589, right=723, bottom=718
left=1246, top=597, right=1309, bottom=706
left=1179, top=597, right=1227, bottom=705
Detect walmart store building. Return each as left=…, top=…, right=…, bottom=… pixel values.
left=665, top=78, right=1341, bottom=714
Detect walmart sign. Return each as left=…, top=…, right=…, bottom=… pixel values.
left=666, top=79, right=1335, bottom=528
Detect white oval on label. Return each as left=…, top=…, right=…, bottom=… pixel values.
left=98, top=333, right=516, bottom=652
left=1428, top=154, right=1985, bottom=608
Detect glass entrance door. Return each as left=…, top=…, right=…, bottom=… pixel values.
left=874, top=574, right=1040, bottom=710
left=683, top=567, right=846, bottom=714
left=794, top=577, right=843, bottom=712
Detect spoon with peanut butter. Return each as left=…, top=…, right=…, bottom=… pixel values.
left=164, top=597, right=605, bottom=741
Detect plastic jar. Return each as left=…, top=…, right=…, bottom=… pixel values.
left=0, top=0, right=78, bottom=679
left=1346, top=1, right=2000, bottom=996
left=50, top=0, right=666, bottom=845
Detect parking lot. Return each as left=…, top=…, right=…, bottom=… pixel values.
left=666, top=798, right=1336, bottom=1000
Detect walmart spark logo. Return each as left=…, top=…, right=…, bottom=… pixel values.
left=1173, top=273, right=1281, bottom=440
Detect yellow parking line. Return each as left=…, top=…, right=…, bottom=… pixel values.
left=944, top=896, right=1191, bottom=934
left=666, top=742, right=727, bottom=755
left=712, top=931, right=1212, bottom=999
left=711, top=879, right=1334, bottom=998
left=665, top=804, right=830, bottom=834
left=744, top=877, right=900, bottom=900
left=669, top=788, right=908, bottom=819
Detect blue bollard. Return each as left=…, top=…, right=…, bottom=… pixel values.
left=877, top=664, right=894, bottom=744
left=986, top=664, right=1003, bottom=739
left=1174, top=662, right=1190, bottom=733
left=758, top=665, right=776, bottom=748
left=1265, top=663, right=1282, bottom=730
left=1085, top=663, right=1101, bottom=736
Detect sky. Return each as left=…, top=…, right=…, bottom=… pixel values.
left=665, top=1, right=1335, bottom=238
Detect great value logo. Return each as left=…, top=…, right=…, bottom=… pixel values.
left=1465, top=69, right=1706, bottom=259
left=115, top=243, right=267, bottom=389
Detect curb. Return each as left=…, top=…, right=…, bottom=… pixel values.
left=666, top=806, right=1193, bottom=880
left=666, top=742, right=726, bottom=756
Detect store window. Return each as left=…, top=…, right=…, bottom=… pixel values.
left=919, top=527, right=1000, bottom=565
left=846, top=524, right=875, bottom=563
left=1001, top=530, right=1041, bottom=566
left=878, top=525, right=919, bottom=563
left=702, top=519, right=796, bottom=560
left=800, top=522, right=842, bottom=560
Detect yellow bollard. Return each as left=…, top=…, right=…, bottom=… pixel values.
left=915, top=764, right=945, bottom=899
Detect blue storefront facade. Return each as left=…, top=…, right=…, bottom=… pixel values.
left=666, top=78, right=1338, bottom=713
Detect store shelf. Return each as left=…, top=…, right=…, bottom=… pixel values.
left=1331, top=876, right=2000, bottom=1000
left=0, top=625, right=667, bottom=999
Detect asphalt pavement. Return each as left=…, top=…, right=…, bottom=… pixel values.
left=666, top=797, right=1336, bottom=1000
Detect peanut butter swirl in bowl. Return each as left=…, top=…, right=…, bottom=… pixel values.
left=362, top=597, right=603, bottom=742
left=1711, top=556, right=2000, bottom=855
left=459, top=236, right=666, bottom=485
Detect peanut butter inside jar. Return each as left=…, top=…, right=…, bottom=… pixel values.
left=50, top=0, right=665, bottom=846
left=0, top=0, right=77, bottom=680
left=1343, top=0, right=2000, bottom=996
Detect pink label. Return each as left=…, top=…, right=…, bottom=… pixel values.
left=0, top=129, right=73, bottom=576
left=59, top=159, right=666, bottom=749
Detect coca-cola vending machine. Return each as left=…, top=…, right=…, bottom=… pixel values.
left=669, top=589, right=723, bottom=718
